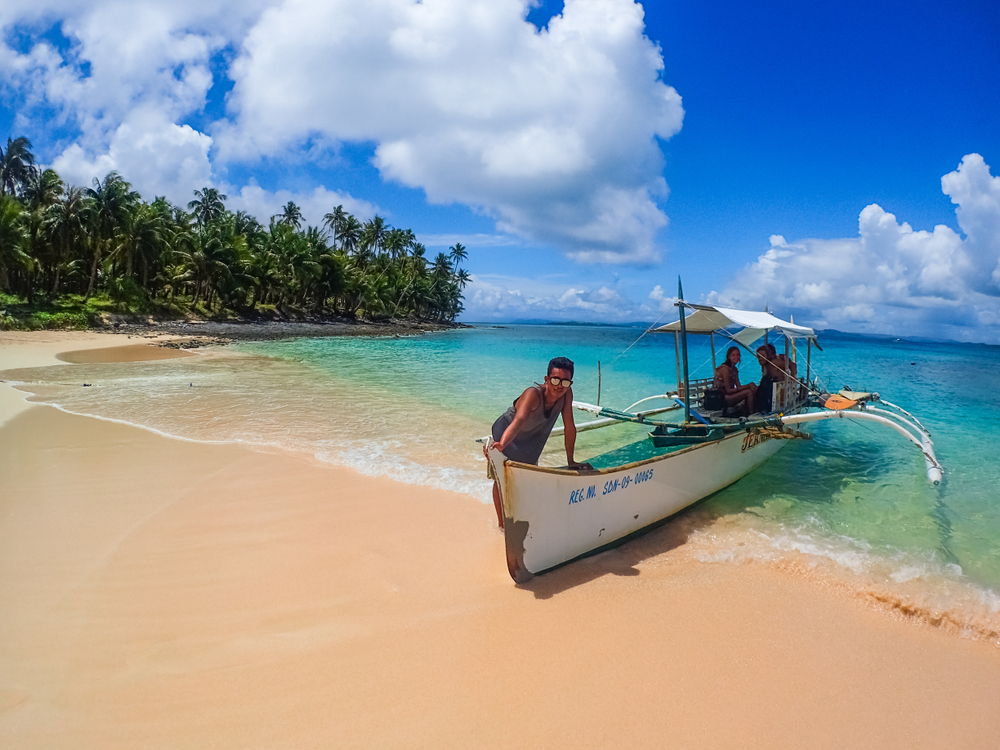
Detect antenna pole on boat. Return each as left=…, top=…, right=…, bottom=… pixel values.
left=677, top=277, right=692, bottom=424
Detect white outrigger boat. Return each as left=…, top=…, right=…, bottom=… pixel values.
left=485, top=283, right=944, bottom=583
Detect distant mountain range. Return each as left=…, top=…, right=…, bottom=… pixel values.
left=468, top=319, right=653, bottom=328
left=463, top=321, right=997, bottom=347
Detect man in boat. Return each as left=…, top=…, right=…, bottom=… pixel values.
left=775, top=344, right=798, bottom=382
left=755, top=344, right=783, bottom=413
left=714, top=346, right=756, bottom=416
left=486, top=356, right=585, bottom=529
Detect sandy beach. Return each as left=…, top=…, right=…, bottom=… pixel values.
left=2, top=331, right=999, bottom=749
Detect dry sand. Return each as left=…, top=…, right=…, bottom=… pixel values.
left=2, top=331, right=999, bottom=749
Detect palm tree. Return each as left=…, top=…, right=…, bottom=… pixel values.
left=276, top=201, right=303, bottom=230
left=234, top=210, right=262, bottom=238
left=22, top=168, right=63, bottom=211
left=21, top=169, right=65, bottom=300
left=0, top=195, right=29, bottom=291
left=383, top=228, right=403, bottom=262
left=173, top=217, right=245, bottom=308
left=85, top=171, right=139, bottom=297
left=188, top=187, right=228, bottom=227
left=360, top=215, right=388, bottom=260
left=46, top=186, right=91, bottom=295
left=322, top=204, right=347, bottom=249
left=113, top=200, right=171, bottom=290
left=338, top=215, right=362, bottom=257
left=0, top=137, right=36, bottom=197
left=431, top=252, right=453, bottom=280
left=410, top=243, right=427, bottom=271
left=449, top=242, right=467, bottom=269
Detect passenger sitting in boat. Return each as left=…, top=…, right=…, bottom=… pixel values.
left=485, top=356, right=587, bottom=529
left=713, top=346, right=756, bottom=416
left=755, top=344, right=783, bottom=413
left=774, top=344, right=798, bottom=382
left=764, top=342, right=799, bottom=384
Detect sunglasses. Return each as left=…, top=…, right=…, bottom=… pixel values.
left=547, top=376, right=573, bottom=387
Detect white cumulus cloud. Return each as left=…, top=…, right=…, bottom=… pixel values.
left=0, top=1, right=268, bottom=202
left=219, top=0, right=683, bottom=262
left=707, top=154, right=1000, bottom=343
left=52, top=108, right=214, bottom=199
left=2, top=0, right=682, bottom=262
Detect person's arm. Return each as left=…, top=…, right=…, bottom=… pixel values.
left=561, top=389, right=577, bottom=466
left=493, top=388, right=540, bottom=453
left=720, top=366, right=739, bottom=395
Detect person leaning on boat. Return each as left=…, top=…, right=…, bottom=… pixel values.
left=713, top=346, right=756, bottom=416
left=486, top=356, right=588, bottom=529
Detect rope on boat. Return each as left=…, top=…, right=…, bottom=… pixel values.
left=599, top=309, right=673, bottom=375
left=756, top=425, right=810, bottom=441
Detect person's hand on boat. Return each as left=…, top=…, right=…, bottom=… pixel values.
left=484, top=439, right=506, bottom=457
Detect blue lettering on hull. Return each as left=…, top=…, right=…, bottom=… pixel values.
left=571, top=468, right=654, bottom=504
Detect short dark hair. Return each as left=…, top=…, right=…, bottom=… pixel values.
left=548, top=356, right=574, bottom=377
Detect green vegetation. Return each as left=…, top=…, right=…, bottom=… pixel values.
left=0, top=135, right=470, bottom=329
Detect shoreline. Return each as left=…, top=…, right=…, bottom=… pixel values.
left=2, top=331, right=1000, bottom=747
left=7, top=317, right=471, bottom=350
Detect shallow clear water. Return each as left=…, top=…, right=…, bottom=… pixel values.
left=7, top=325, right=1000, bottom=639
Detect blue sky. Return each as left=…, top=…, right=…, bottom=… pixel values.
left=2, top=0, right=999, bottom=340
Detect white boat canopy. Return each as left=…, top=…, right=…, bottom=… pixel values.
left=655, top=303, right=817, bottom=347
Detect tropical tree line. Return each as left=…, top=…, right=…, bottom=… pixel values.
left=0, top=136, right=470, bottom=321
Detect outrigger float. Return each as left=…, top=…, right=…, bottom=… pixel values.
left=484, top=282, right=944, bottom=583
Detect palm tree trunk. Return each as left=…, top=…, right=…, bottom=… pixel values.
left=86, top=246, right=101, bottom=298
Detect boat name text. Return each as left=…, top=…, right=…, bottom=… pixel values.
left=570, top=468, right=654, bottom=505
left=741, top=428, right=773, bottom=453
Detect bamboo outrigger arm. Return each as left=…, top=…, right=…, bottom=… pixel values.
left=567, top=399, right=945, bottom=486
left=778, top=410, right=943, bottom=485
left=550, top=396, right=680, bottom=437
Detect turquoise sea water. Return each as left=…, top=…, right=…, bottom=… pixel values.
left=7, top=325, right=1000, bottom=640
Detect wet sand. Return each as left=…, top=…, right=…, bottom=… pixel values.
left=2, top=332, right=999, bottom=748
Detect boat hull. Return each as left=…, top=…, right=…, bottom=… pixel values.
left=488, top=428, right=791, bottom=582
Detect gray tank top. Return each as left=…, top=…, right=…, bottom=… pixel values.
left=491, top=383, right=567, bottom=465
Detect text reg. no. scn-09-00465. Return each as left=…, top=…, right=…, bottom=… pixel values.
left=568, top=468, right=655, bottom=505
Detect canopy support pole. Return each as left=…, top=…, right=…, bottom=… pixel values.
left=790, top=314, right=797, bottom=363
left=674, top=332, right=681, bottom=394
left=710, top=331, right=716, bottom=370
left=806, top=340, right=812, bottom=385
left=677, top=278, right=691, bottom=425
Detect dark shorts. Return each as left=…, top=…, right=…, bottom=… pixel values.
left=756, top=377, right=774, bottom=413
